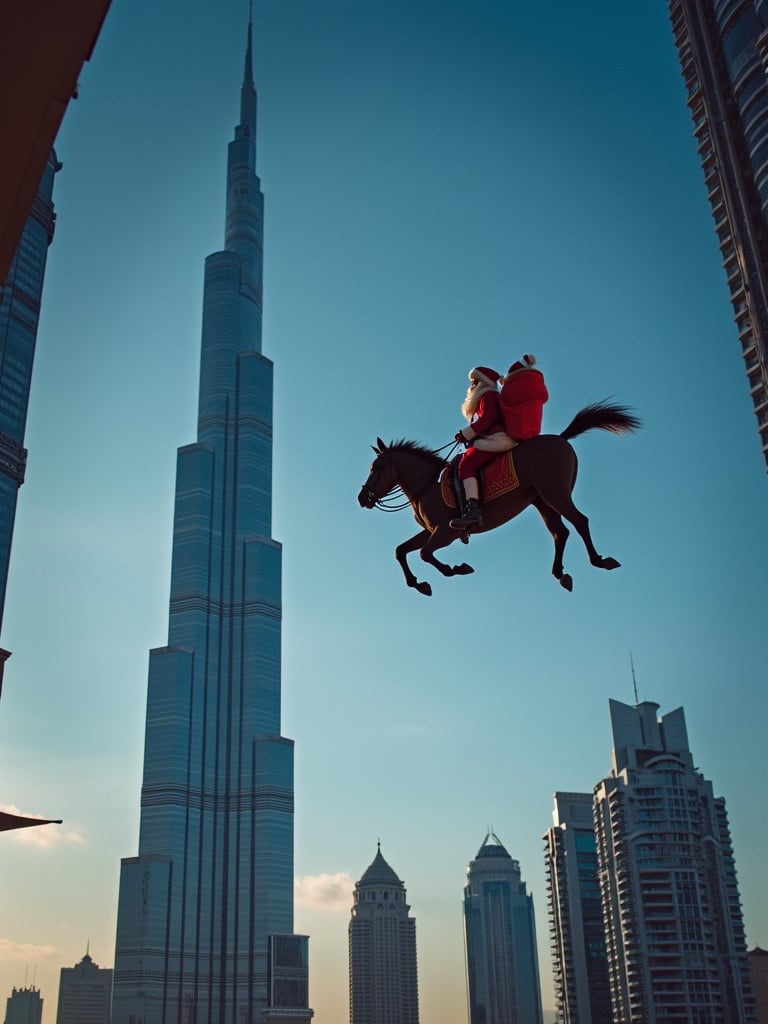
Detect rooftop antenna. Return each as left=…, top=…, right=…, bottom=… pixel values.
left=630, top=651, right=639, bottom=705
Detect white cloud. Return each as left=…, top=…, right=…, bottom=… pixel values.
left=0, top=805, right=84, bottom=848
left=294, top=872, right=354, bottom=912
left=0, top=938, right=59, bottom=961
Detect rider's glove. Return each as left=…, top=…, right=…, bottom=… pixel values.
left=455, top=431, right=467, bottom=446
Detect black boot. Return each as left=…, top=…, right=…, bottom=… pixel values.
left=450, top=498, right=483, bottom=529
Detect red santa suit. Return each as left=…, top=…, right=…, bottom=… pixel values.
left=498, top=355, right=548, bottom=440
left=457, top=369, right=510, bottom=480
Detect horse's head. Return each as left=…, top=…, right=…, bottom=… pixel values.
left=358, top=437, right=399, bottom=509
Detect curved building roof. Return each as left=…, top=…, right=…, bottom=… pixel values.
left=475, top=831, right=511, bottom=860
left=358, top=844, right=404, bottom=888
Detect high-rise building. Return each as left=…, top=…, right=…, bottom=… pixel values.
left=4, top=985, right=43, bottom=1024
left=594, top=698, right=756, bottom=1022
left=112, top=15, right=311, bottom=1024
left=0, top=150, right=59, bottom=642
left=55, top=950, right=112, bottom=1024
left=668, top=0, right=768, bottom=469
left=543, top=792, right=612, bottom=1024
left=348, top=844, right=419, bottom=1024
left=463, top=832, right=543, bottom=1024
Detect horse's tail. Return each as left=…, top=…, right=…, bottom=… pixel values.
left=560, top=400, right=641, bottom=441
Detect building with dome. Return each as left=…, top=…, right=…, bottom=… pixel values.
left=348, top=844, right=419, bottom=1024
left=463, top=831, right=543, bottom=1024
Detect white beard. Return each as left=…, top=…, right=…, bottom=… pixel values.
left=461, top=383, right=495, bottom=421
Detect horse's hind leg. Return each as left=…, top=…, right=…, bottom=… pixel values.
left=396, top=530, right=435, bottom=596
left=544, top=493, right=620, bottom=571
left=532, top=499, right=573, bottom=592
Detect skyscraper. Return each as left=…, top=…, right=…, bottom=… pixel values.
left=348, top=844, right=419, bottom=1024
left=668, top=0, right=768, bottom=469
left=594, top=698, right=755, bottom=1022
left=0, top=150, right=59, bottom=642
left=543, top=792, right=612, bottom=1024
left=463, top=832, right=543, bottom=1024
left=4, top=985, right=43, bottom=1024
left=112, top=15, right=311, bottom=1024
left=55, top=949, right=112, bottom=1024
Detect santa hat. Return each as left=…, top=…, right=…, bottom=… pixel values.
left=501, top=354, right=537, bottom=382
left=468, top=366, right=501, bottom=388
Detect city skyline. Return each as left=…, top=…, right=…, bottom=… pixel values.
left=1, top=3, right=767, bottom=1023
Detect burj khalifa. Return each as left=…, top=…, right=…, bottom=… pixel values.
left=112, top=15, right=311, bottom=1024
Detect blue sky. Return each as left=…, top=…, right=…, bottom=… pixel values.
left=1, top=2, right=767, bottom=1021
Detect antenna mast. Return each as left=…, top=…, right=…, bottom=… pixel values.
left=630, top=651, right=639, bottom=704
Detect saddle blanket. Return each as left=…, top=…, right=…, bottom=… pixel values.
left=440, top=450, right=520, bottom=509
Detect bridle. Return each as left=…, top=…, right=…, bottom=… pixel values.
left=362, top=440, right=461, bottom=512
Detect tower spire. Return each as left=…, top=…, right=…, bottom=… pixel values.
left=240, top=3, right=256, bottom=130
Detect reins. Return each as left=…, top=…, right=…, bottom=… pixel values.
left=373, top=439, right=461, bottom=512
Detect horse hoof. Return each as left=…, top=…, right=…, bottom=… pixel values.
left=416, top=582, right=432, bottom=596
left=560, top=574, right=573, bottom=592
left=454, top=563, right=474, bottom=575
left=600, top=557, right=620, bottom=571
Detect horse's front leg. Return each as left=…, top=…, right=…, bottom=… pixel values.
left=420, top=527, right=474, bottom=579
left=395, top=530, right=434, bottom=596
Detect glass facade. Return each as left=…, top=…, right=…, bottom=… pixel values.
left=112, top=17, right=304, bottom=1024
left=543, top=793, right=612, bottom=1024
left=463, top=833, right=543, bottom=1024
left=0, top=151, right=59, bottom=634
left=669, top=0, right=768, bottom=469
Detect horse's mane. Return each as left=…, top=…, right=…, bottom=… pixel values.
left=387, top=439, right=447, bottom=470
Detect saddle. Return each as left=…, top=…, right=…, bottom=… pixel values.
left=442, top=448, right=520, bottom=512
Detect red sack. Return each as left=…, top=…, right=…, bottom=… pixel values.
left=499, top=363, right=548, bottom=440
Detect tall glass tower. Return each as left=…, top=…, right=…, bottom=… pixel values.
left=0, top=150, right=59, bottom=641
left=668, top=0, right=768, bottom=469
left=463, top=832, right=543, bottom=1024
left=112, top=16, right=311, bottom=1024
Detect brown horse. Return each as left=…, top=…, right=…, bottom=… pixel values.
left=357, top=400, right=640, bottom=596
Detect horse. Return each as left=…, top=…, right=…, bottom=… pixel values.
left=357, top=400, right=640, bottom=596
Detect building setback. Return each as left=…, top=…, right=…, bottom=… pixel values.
left=56, top=950, right=112, bottom=1024
left=112, top=13, right=311, bottom=1024
left=668, top=0, right=768, bottom=469
left=463, top=832, right=543, bottom=1024
left=4, top=985, right=43, bottom=1024
left=348, top=845, right=419, bottom=1024
left=594, top=698, right=755, bottom=1022
left=543, top=792, right=612, bottom=1024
